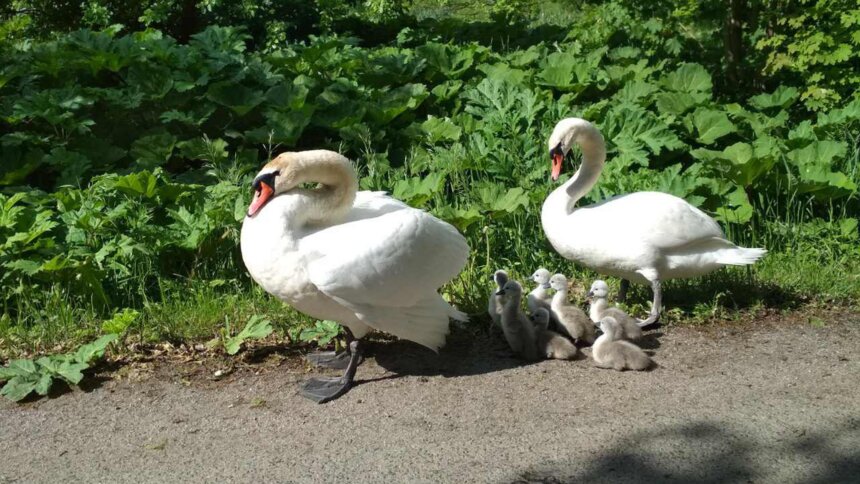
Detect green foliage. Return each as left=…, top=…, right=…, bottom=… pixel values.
left=755, top=0, right=860, bottom=110
left=0, top=334, right=117, bottom=402
left=0, top=1, right=858, bottom=354
left=291, top=320, right=343, bottom=348
left=217, top=315, right=274, bottom=355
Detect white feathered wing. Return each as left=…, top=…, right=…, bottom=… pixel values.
left=300, top=192, right=468, bottom=351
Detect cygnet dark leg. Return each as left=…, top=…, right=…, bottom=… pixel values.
left=300, top=339, right=363, bottom=403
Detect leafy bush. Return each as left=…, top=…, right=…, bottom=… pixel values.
left=0, top=2, right=858, bottom=352
left=0, top=334, right=117, bottom=401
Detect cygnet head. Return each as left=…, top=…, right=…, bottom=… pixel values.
left=531, top=268, right=551, bottom=287
left=599, top=316, right=620, bottom=337
left=493, top=270, right=509, bottom=288
left=530, top=308, right=550, bottom=330
left=587, top=280, right=610, bottom=300
left=549, top=273, right=568, bottom=292
left=495, top=280, right=523, bottom=299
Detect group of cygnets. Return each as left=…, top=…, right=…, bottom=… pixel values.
left=489, top=269, right=653, bottom=371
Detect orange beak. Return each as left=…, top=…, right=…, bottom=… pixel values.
left=551, top=153, right=564, bottom=181
left=247, top=183, right=273, bottom=217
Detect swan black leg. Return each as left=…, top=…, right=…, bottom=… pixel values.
left=617, top=279, right=630, bottom=303
left=300, top=339, right=363, bottom=403
left=304, top=328, right=360, bottom=370
left=638, top=279, right=661, bottom=328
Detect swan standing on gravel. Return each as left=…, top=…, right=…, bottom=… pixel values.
left=541, top=118, right=767, bottom=326
left=549, top=274, right=596, bottom=345
left=587, top=280, right=643, bottom=342
left=241, top=150, right=469, bottom=403
left=488, top=270, right=509, bottom=329
left=592, top=316, right=652, bottom=371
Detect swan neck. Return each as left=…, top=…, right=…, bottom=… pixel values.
left=293, top=156, right=358, bottom=226
left=551, top=289, right=568, bottom=309
left=542, top=122, right=605, bottom=222
left=589, top=298, right=607, bottom=322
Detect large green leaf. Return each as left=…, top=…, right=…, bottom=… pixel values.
left=130, top=134, right=177, bottom=170
left=0, top=377, right=39, bottom=402
left=421, top=117, right=462, bottom=143
left=224, top=316, right=273, bottom=355
left=660, top=63, right=712, bottom=93
left=691, top=108, right=736, bottom=144
left=206, top=82, right=265, bottom=116
left=73, top=334, right=119, bottom=364
left=749, top=86, right=799, bottom=110
left=787, top=140, right=856, bottom=197
left=113, top=171, right=158, bottom=198
left=369, top=84, right=428, bottom=124
left=655, top=92, right=706, bottom=115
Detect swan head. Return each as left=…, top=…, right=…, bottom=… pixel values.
left=549, top=273, right=568, bottom=292
left=587, top=280, right=609, bottom=300
left=493, top=269, right=509, bottom=289
left=246, top=150, right=354, bottom=217
left=246, top=152, right=302, bottom=217
left=530, top=308, right=550, bottom=330
left=547, top=118, right=604, bottom=181
left=531, top=268, right=551, bottom=287
left=495, top=280, right=523, bottom=299
left=599, top=316, right=619, bottom=337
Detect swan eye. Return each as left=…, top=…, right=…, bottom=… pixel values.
left=252, top=171, right=279, bottom=191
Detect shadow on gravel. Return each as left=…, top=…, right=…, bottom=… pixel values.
left=506, top=419, right=860, bottom=484
left=370, top=322, right=666, bottom=379
left=371, top=325, right=536, bottom=378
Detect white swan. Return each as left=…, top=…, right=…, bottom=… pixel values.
left=240, top=150, right=469, bottom=403
left=541, top=118, right=767, bottom=326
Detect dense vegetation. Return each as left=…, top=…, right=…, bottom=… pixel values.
left=1, top=0, right=858, bottom=357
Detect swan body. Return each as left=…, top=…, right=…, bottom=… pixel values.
left=542, top=118, right=767, bottom=325
left=531, top=308, right=578, bottom=360
left=588, top=280, right=643, bottom=341
left=549, top=274, right=595, bottom=345
left=488, top=270, right=509, bottom=329
left=592, top=316, right=652, bottom=371
left=497, top=280, right=539, bottom=361
left=240, top=150, right=468, bottom=401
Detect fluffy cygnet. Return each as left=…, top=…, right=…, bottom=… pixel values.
left=549, top=274, right=595, bottom=345
left=587, top=279, right=643, bottom=341
left=592, top=316, right=652, bottom=371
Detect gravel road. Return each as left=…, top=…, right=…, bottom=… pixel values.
left=1, top=311, right=858, bottom=483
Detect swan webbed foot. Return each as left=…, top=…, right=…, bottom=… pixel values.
left=299, top=339, right=363, bottom=404
left=304, top=351, right=353, bottom=370
left=300, top=376, right=353, bottom=403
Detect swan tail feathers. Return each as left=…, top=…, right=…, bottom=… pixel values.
left=716, top=247, right=767, bottom=266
